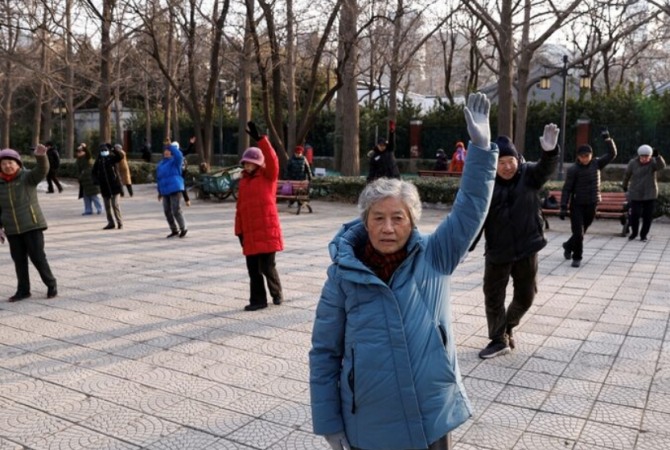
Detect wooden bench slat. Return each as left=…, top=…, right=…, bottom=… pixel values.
left=541, top=190, right=627, bottom=230
left=417, top=170, right=462, bottom=178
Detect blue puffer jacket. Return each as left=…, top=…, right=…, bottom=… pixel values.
left=156, top=145, right=184, bottom=196
left=310, top=144, right=497, bottom=450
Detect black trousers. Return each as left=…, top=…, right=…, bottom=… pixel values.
left=629, top=199, right=655, bottom=239
left=564, top=203, right=596, bottom=261
left=483, top=253, right=538, bottom=342
left=245, top=252, right=282, bottom=306
left=46, top=169, right=63, bottom=193
left=7, top=229, right=57, bottom=295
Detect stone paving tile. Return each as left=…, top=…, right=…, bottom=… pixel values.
left=1, top=186, right=669, bottom=449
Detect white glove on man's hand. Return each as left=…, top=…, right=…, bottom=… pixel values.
left=463, top=92, right=491, bottom=150
left=325, top=432, right=351, bottom=450
left=540, top=123, right=560, bottom=151
left=0, top=229, right=6, bottom=244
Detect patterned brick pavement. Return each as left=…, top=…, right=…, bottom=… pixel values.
left=1, top=182, right=668, bottom=449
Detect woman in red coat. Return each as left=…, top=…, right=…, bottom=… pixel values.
left=235, top=122, right=284, bottom=311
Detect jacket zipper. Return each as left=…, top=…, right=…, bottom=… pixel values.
left=8, top=183, right=21, bottom=234
left=348, top=347, right=356, bottom=414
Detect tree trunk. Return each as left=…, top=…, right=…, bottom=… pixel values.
left=285, top=0, right=296, bottom=167
left=99, top=0, right=115, bottom=143
left=339, top=0, right=359, bottom=176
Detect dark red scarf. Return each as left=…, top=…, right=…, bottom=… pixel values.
left=360, top=239, right=408, bottom=283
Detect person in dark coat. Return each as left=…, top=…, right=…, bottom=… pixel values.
left=367, top=121, right=400, bottom=183
left=622, top=144, right=666, bottom=241
left=75, top=143, right=102, bottom=215
left=235, top=122, right=284, bottom=312
left=560, top=129, right=617, bottom=267
left=92, top=143, right=124, bottom=230
left=45, top=141, right=63, bottom=193
left=469, top=127, right=559, bottom=359
left=433, top=148, right=448, bottom=171
left=141, top=139, right=152, bottom=163
left=0, top=145, right=58, bottom=301
left=286, top=146, right=313, bottom=181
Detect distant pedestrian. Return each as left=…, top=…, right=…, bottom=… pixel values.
left=75, top=143, right=102, bottom=215
left=92, top=143, right=124, bottom=230
left=45, top=141, right=63, bottom=193
left=622, top=144, right=666, bottom=242
left=0, top=145, right=58, bottom=301
left=560, top=129, right=617, bottom=267
left=433, top=148, right=448, bottom=171
left=367, top=121, right=400, bottom=182
left=235, top=121, right=284, bottom=311
left=448, top=141, right=467, bottom=173
left=141, top=139, right=152, bottom=163
left=156, top=141, right=188, bottom=238
left=114, top=144, right=133, bottom=197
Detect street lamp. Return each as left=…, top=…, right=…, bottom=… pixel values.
left=539, top=55, right=569, bottom=180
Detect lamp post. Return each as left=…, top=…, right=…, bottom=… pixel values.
left=559, top=55, right=568, bottom=181
left=217, top=80, right=224, bottom=155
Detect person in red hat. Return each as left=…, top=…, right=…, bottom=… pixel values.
left=0, top=145, right=58, bottom=301
left=234, top=122, right=284, bottom=311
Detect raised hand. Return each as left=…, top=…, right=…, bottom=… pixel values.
left=245, top=121, right=261, bottom=142
left=540, top=123, right=560, bottom=151
left=463, top=92, right=490, bottom=149
left=600, top=127, right=610, bottom=140
left=34, top=144, right=47, bottom=156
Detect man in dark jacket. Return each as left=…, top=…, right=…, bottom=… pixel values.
left=92, top=143, right=125, bottom=230
left=560, top=129, right=617, bottom=267
left=45, top=141, right=63, bottom=193
left=472, top=125, right=559, bottom=359
left=367, top=121, right=400, bottom=182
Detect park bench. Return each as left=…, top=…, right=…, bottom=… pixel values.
left=276, top=180, right=313, bottom=215
left=541, top=190, right=628, bottom=232
left=417, top=170, right=462, bottom=178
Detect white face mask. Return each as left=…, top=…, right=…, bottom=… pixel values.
left=100, top=151, right=110, bottom=157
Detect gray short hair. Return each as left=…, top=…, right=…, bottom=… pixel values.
left=358, top=178, right=422, bottom=226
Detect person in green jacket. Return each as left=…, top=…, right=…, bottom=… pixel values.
left=0, top=145, right=58, bottom=301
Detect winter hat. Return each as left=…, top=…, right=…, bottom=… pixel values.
left=495, top=136, right=519, bottom=159
left=577, top=144, right=593, bottom=155
left=114, top=144, right=123, bottom=151
left=455, top=141, right=465, bottom=149
left=377, top=137, right=388, bottom=145
left=295, top=146, right=304, bottom=154
left=0, top=149, right=22, bottom=167
left=436, top=148, right=445, bottom=156
left=240, top=147, right=265, bottom=166
left=637, top=145, right=653, bottom=156
left=98, top=143, right=110, bottom=154
left=169, top=141, right=180, bottom=153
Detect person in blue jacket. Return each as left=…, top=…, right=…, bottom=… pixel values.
left=309, top=92, right=498, bottom=450
left=156, top=141, right=188, bottom=238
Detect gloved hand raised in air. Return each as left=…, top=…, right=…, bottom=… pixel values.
left=325, top=432, right=351, bottom=450
left=463, top=92, right=491, bottom=150
left=539, top=123, right=560, bottom=152
left=600, top=127, right=610, bottom=141
left=245, top=121, right=261, bottom=142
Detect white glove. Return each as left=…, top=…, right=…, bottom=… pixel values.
left=34, top=144, right=47, bottom=156
left=325, top=432, right=351, bottom=450
left=463, top=92, right=491, bottom=150
left=0, top=229, right=5, bottom=244
left=539, top=123, right=560, bottom=151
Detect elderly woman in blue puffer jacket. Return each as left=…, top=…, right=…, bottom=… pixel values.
left=309, top=93, right=498, bottom=450
left=156, top=141, right=188, bottom=238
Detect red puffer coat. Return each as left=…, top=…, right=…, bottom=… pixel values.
left=235, top=136, right=284, bottom=256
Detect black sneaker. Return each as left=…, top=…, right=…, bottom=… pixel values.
left=273, top=297, right=282, bottom=305
left=641, top=237, right=648, bottom=242
left=179, top=229, right=188, bottom=238
left=103, top=224, right=115, bottom=230
left=47, top=285, right=58, bottom=299
left=507, top=329, right=515, bottom=349
left=628, top=234, right=637, bottom=241
left=562, top=243, right=571, bottom=260
left=166, top=231, right=179, bottom=238
left=571, top=259, right=581, bottom=268
left=478, top=340, right=511, bottom=359
left=244, top=303, right=268, bottom=311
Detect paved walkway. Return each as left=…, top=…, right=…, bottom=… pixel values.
left=1, top=182, right=669, bottom=450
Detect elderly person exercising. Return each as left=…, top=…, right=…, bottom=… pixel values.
left=309, top=92, right=499, bottom=450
